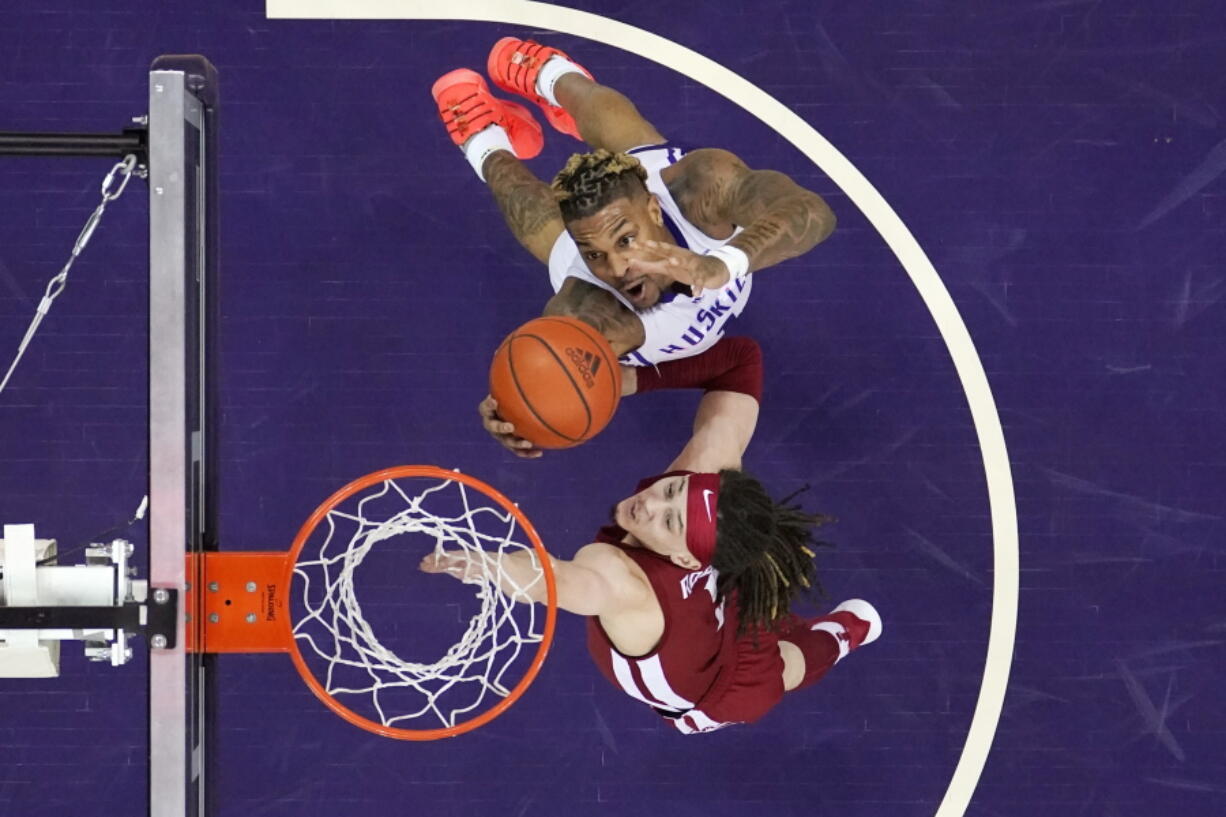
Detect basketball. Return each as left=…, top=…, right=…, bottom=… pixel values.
left=489, top=316, right=622, bottom=449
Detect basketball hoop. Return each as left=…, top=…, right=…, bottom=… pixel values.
left=187, top=465, right=557, bottom=740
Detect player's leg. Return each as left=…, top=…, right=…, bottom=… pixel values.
left=779, top=640, right=808, bottom=691
left=487, top=38, right=666, bottom=154
left=778, top=599, right=882, bottom=691
left=434, top=68, right=565, bottom=264
left=554, top=73, right=667, bottom=155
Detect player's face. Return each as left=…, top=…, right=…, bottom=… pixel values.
left=568, top=195, right=671, bottom=310
left=613, top=474, right=698, bottom=568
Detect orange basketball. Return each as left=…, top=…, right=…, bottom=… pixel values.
left=489, top=316, right=622, bottom=449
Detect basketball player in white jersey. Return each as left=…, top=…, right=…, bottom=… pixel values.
left=420, top=336, right=881, bottom=734
left=432, top=38, right=837, bottom=456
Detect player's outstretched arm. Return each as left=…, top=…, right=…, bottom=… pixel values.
left=627, top=336, right=764, bottom=473
left=420, top=541, right=650, bottom=617
left=666, top=390, right=759, bottom=474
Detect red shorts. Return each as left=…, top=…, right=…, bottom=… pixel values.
left=668, top=617, right=809, bottom=734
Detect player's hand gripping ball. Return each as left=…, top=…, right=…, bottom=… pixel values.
left=488, top=316, right=622, bottom=449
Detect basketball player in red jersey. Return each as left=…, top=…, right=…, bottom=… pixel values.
left=432, top=38, right=837, bottom=456
left=421, top=337, right=881, bottom=734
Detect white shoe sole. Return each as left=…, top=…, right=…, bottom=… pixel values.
left=831, top=599, right=882, bottom=645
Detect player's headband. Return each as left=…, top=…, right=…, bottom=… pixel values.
left=633, top=470, right=721, bottom=568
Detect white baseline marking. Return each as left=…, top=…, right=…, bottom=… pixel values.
left=267, top=3, right=1020, bottom=815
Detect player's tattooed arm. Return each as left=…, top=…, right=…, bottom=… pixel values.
left=674, top=148, right=836, bottom=273
left=543, top=278, right=646, bottom=357
left=483, top=151, right=567, bottom=265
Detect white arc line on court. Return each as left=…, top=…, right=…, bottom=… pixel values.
left=266, top=3, right=1020, bottom=815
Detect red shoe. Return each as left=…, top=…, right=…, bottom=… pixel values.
left=431, top=68, right=543, bottom=159
left=486, top=37, right=592, bottom=141
left=809, top=599, right=881, bottom=661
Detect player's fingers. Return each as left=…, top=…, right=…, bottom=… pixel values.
left=480, top=408, right=510, bottom=435
left=626, top=257, right=665, bottom=278
left=626, top=244, right=667, bottom=265
left=642, top=238, right=677, bottom=256
left=633, top=250, right=690, bottom=280
left=499, top=435, right=528, bottom=455
left=645, top=240, right=692, bottom=266
left=511, top=439, right=543, bottom=458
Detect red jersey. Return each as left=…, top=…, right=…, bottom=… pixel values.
left=586, top=524, right=743, bottom=732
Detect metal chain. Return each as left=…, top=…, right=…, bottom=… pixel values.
left=0, top=153, right=142, bottom=395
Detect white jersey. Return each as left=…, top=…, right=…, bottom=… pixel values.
left=547, top=144, right=754, bottom=367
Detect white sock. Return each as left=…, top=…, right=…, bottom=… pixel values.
left=463, top=125, right=515, bottom=181
left=535, top=56, right=587, bottom=107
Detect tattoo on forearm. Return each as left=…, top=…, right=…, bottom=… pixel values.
left=484, top=152, right=564, bottom=257
left=544, top=281, right=646, bottom=356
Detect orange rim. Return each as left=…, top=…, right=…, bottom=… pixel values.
left=282, top=465, right=558, bottom=740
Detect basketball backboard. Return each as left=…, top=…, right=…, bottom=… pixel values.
left=146, top=55, right=219, bottom=817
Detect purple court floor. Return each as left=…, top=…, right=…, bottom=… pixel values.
left=1, top=2, right=1223, bottom=816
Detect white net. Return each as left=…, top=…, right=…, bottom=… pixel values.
left=290, top=472, right=550, bottom=733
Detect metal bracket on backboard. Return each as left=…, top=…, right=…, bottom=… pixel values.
left=0, top=596, right=177, bottom=651
left=0, top=604, right=143, bottom=631
left=146, top=587, right=179, bottom=650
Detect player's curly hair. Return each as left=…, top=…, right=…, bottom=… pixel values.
left=711, top=469, right=834, bottom=637
left=551, top=149, right=650, bottom=222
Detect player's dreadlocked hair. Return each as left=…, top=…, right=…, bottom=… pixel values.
left=551, top=149, right=650, bottom=222
left=710, top=469, right=834, bottom=637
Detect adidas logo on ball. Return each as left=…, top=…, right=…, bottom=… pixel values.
left=566, top=347, right=603, bottom=388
